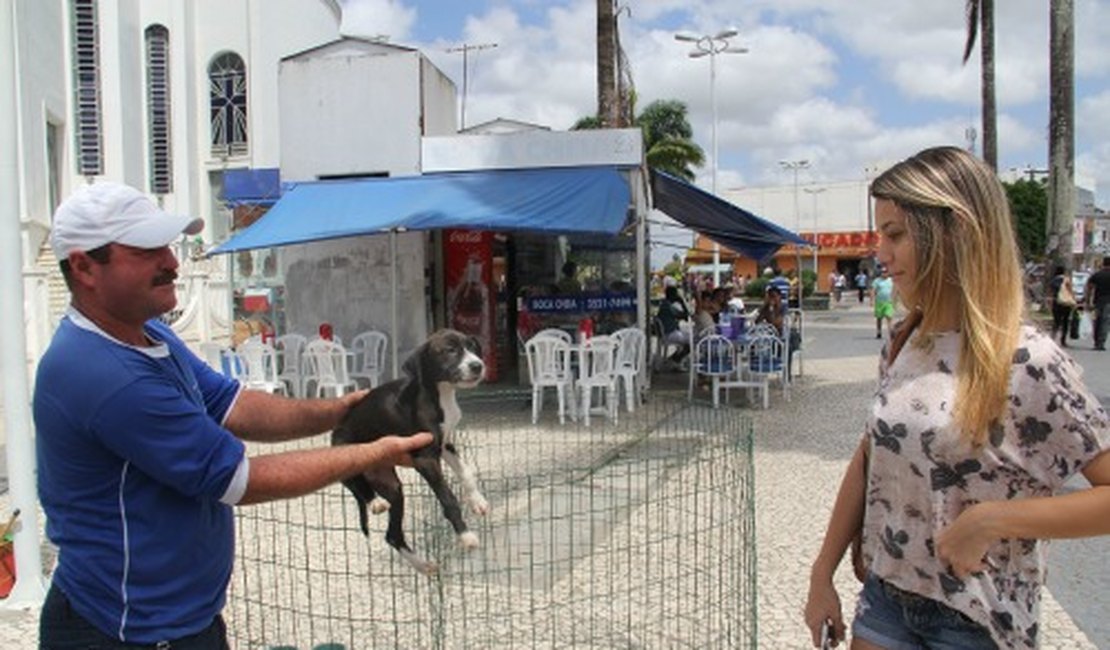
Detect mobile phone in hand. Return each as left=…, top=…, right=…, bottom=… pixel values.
left=820, top=619, right=835, bottom=649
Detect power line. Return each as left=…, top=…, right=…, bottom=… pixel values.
left=445, top=42, right=497, bottom=130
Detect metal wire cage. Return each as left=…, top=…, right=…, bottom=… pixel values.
left=226, top=391, right=756, bottom=649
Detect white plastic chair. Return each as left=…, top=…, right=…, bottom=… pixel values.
left=748, top=322, right=779, bottom=338
left=350, top=330, right=388, bottom=389
left=301, top=339, right=357, bottom=398
left=745, top=333, right=789, bottom=406
left=611, top=327, right=646, bottom=413
left=524, top=335, right=577, bottom=425
left=274, top=333, right=307, bottom=397
left=235, top=339, right=287, bottom=395
left=576, top=335, right=619, bottom=426
left=785, top=310, right=804, bottom=380
left=651, top=316, right=690, bottom=372
left=688, top=334, right=739, bottom=408
left=532, top=328, right=573, bottom=343
left=199, top=342, right=226, bottom=372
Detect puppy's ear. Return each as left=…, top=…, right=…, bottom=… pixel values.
left=400, top=344, right=426, bottom=403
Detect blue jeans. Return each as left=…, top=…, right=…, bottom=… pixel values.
left=40, top=583, right=229, bottom=649
left=852, top=574, right=997, bottom=650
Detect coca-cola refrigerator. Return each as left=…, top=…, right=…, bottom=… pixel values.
left=443, top=229, right=497, bottom=381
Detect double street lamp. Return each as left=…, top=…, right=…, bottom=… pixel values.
left=675, top=28, right=747, bottom=287
left=804, top=186, right=827, bottom=279
left=780, top=160, right=810, bottom=295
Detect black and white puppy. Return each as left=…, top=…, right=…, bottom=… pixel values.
left=331, top=328, right=488, bottom=575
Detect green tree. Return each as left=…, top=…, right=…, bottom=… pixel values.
left=1004, top=178, right=1048, bottom=260
left=573, top=99, right=705, bottom=181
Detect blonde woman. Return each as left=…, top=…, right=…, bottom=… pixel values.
left=803, top=147, right=1108, bottom=649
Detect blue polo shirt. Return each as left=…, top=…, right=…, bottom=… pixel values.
left=34, top=312, right=244, bottom=643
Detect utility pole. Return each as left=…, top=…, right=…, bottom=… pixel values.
left=445, top=42, right=497, bottom=130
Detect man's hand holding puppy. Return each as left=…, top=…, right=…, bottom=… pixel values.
left=239, top=430, right=433, bottom=506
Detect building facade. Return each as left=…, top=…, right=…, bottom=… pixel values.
left=3, top=0, right=345, bottom=390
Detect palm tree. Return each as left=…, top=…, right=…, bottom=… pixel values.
left=964, top=1, right=1075, bottom=270
left=596, top=0, right=619, bottom=127
left=573, top=98, right=705, bottom=181
left=1048, top=0, right=1075, bottom=269
left=962, top=0, right=997, bottom=171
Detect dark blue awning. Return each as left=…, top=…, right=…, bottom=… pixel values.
left=211, top=166, right=632, bottom=254
left=650, top=169, right=808, bottom=262
left=223, top=168, right=282, bottom=206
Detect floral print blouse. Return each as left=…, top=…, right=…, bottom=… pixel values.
left=861, top=324, right=1108, bottom=649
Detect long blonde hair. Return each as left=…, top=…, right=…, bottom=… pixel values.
left=871, top=146, right=1024, bottom=446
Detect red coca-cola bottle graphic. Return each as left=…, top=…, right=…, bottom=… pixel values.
left=450, top=256, right=489, bottom=342
left=577, top=316, right=594, bottom=342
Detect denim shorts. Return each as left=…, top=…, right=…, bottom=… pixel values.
left=852, top=574, right=997, bottom=650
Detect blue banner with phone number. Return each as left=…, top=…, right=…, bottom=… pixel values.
left=525, top=291, right=637, bottom=314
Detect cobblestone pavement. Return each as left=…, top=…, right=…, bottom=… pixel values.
left=1, top=301, right=1106, bottom=648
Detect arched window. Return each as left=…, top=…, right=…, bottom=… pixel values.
left=208, top=52, right=248, bottom=158
left=145, top=25, right=173, bottom=194
left=71, top=0, right=102, bottom=176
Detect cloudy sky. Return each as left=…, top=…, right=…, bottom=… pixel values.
left=336, top=0, right=1110, bottom=210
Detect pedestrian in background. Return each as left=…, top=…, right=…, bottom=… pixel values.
left=804, top=147, right=1108, bottom=650
left=1047, top=264, right=1076, bottom=347
left=1086, top=256, right=1110, bottom=350
left=34, top=182, right=430, bottom=649
left=854, top=269, right=869, bottom=303
left=870, top=266, right=896, bottom=339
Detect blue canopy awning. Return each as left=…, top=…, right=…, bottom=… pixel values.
left=211, top=166, right=632, bottom=254
left=650, top=169, right=808, bottom=262
left=223, top=168, right=282, bottom=207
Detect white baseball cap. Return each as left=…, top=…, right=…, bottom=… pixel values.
left=50, top=182, right=204, bottom=259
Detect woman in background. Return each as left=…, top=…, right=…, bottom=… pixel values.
left=1047, top=264, right=1076, bottom=347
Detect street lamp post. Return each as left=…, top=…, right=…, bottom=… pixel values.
left=804, top=186, right=826, bottom=279
left=780, top=160, right=809, bottom=296
left=675, top=29, right=747, bottom=287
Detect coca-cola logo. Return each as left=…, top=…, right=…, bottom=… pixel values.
left=448, top=230, right=484, bottom=244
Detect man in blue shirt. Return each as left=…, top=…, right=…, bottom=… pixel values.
left=34, top=182, right=431, bottom=649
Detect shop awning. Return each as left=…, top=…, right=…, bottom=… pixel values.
left=650, top=169, right=808, bottom=262
left=211, top=166, right=632, bottom=254
left=223, top=168, right=283, bottom=207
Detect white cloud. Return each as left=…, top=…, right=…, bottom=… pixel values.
left=338, top=0, right=416, bottom=41
left=338, top=0, right=1110, bottom=206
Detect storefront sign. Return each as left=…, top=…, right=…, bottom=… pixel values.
left=526, top=292, right=638, bottom=314
left=778, top=230, right=881, bottom=255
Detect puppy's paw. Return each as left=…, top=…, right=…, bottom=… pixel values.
left=369, top=497, right=390, bottom=515
left=458, top=531, right=480, bottom=551
left=465, top=494, right=490, bottom=517
left=400, top=549, right=438, bottom=576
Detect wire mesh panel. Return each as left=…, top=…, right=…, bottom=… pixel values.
left=226, top=391, right=756, bottom=649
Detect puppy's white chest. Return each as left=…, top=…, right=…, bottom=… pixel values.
left=437, top=384, right=462, bottom=440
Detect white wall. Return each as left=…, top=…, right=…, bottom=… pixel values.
left=721, top=179, right=872, bottom=235
left=279, top=49, right=424, bottom=181
left=13, top=0, right=68, bottom=258
left=280, top=233, right=427, bottom=376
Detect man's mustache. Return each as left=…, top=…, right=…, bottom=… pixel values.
left=153, top=272, right=178, bottom=286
